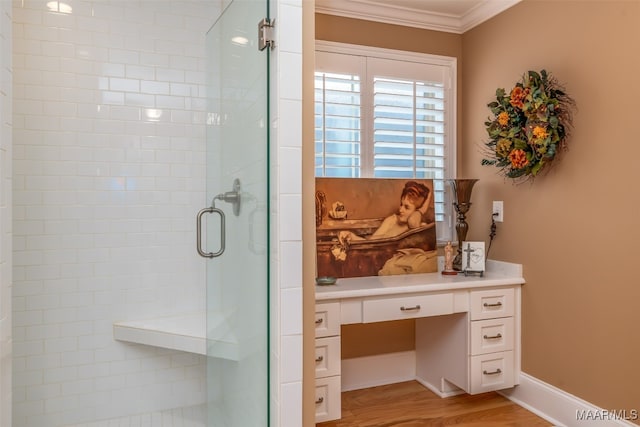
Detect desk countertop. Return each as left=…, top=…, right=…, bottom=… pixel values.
left=315, top=259, right=524, bottom=301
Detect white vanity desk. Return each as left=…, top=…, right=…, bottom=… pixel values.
left=314, top=260, right=525, bottom=423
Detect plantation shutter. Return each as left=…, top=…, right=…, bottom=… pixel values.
left=315, top=51, right=363, bottom=177
left=368, top=57, right=448, bottom=223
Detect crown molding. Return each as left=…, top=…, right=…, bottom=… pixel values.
left=459, top=0, right=522, bottom=33
left=315, top=0, right=522, bottom=34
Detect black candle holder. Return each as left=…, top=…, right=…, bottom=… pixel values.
left=448, top=179, right=478, bottom=271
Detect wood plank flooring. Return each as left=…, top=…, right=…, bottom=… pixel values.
left=316, top=381, right=553, bottom=427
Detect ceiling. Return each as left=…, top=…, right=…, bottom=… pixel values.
left=315, top=0, right=522, bottom=34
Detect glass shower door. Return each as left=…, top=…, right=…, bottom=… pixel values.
left=201, top=1, right=269, bottom=426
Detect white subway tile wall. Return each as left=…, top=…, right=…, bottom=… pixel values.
left=12, top=1, right=217, bottom=425
left=63, top=404, right=206, bottom=427
left=1, top=2, right=13, bottom=427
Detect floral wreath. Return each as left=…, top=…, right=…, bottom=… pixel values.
left=481, top=70, right=576, bottom=182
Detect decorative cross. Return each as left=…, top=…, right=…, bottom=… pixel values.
left=464, top=243, right=475, bottom=270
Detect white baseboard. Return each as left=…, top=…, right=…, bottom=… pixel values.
left=499, top=372, right=639, bottom=427
left=341, top=351, right=415, bottom=392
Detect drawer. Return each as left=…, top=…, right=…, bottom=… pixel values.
left=471, top=317, right=514, bottom=355
left=315, top=302, right=340, bottom=338
left=315, top=336, right=341, bottom=379
left=362, top=292, right=454, bottom=323
left=469, top=350, right=515, bottom=394
left=470, top=288, right=514, bottom=320
left=315, top=375, right=341, bottom=423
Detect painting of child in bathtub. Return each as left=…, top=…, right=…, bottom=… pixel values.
left=315, top=178, right=438, bottom=278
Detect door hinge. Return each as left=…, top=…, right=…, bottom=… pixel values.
left=258, top=18, right=275, bottom=51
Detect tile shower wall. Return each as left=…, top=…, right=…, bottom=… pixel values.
left=12, top=1, right=217, bottom=425
left=1, top=2, right=13, bottom=426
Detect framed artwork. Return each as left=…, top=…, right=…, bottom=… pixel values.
left=315, top=178, right=438, bottom=278
left=461, top=241, right=485, bottom=273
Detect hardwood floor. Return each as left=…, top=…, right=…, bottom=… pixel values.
left=316, top=381, right=553, bottom=427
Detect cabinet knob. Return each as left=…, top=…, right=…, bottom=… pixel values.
left=315, top=355, right=324, bottom=363
left=483, top=368, right=502, bottom=375
left=315, top=318, right=323, bottom=325
left=315, top=396, right=324, bottom=404
left=400, top=305, right=421, bottom=312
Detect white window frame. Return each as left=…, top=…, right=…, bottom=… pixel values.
left=315, top=41, right=457, bottom=244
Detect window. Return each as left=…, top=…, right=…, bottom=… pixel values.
left=315, top=42, right=457, bottom=243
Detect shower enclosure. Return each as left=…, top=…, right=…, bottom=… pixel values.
left=201, top=0, right=270, bottom=425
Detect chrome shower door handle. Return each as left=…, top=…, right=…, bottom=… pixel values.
left=197, top=206, right=225, bottom=258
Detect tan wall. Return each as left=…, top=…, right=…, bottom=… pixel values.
left=463, top=0, right=640, bottom=416
left=316, top=13, right=462, bottom=58
left=310, top=0, right=640, bottom=417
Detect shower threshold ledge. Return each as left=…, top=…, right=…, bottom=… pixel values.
left=113, top=312, right=239, bottom=360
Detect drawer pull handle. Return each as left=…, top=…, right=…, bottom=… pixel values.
left=315, top=397, right=324, bottom=404
left=315, top=318, right=323, bottom=325
left=483, top=333, right=503, bottom=340
left=400, top=305, right=421, bottom=312
left=483, top=302, right=503, bottom=308
left=315, top=355, right=324, bottom=363
left=483, top=368, right=502, bottom=375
